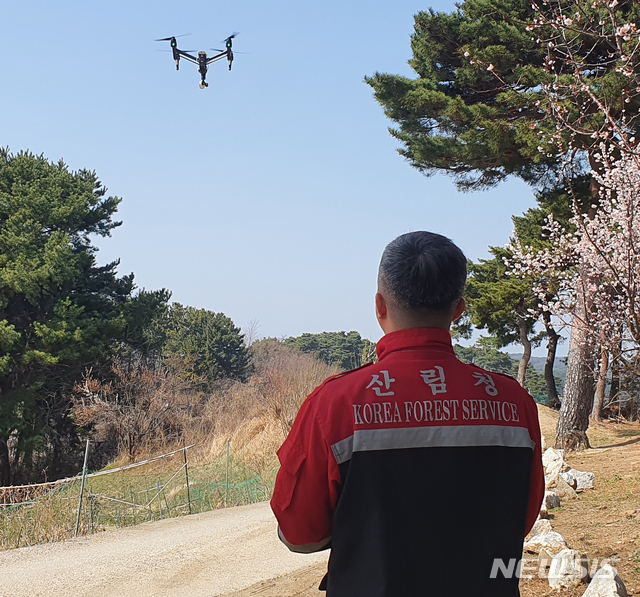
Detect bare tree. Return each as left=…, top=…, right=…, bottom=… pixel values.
left=71, top=363, right=196, bottom=459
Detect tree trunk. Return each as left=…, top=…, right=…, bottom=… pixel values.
left=517, top=318, right=532, bottom=387
left=555, top=301, right=595, bottom=450
left=591, top=346, right=609, bottom=422
left=50, top=433, right=62, bottom=480
left=542, top=311, right=561, bottom=409
left=0, top=440, right=11, bottom=486
left=555, top=149, right=602, bottom=449
left=609, top=356, right=620, bottom=412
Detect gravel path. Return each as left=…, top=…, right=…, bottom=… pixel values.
left=0, top=502, right=328, bottom=597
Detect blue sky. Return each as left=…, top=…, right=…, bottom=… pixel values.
left=2, top=0, right=556, bottom=352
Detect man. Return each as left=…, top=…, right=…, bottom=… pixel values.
left=271, top=231, right=545, bottom=596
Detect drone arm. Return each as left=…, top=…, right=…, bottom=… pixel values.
left=206, top=51, right=228, bottom=64
left=178, top=51, right=198, bottom=64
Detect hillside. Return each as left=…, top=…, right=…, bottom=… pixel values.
left=508, top=353, right=568, bottom=384
left=509, top=353, right=567, bottom=398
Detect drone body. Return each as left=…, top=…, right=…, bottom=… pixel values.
left=155, top=34, right=237, bottom=89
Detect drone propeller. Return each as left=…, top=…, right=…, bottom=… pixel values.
left=154, top=33, right=191, bottom=42
left=157, top=48, right=196, bottom=52
left=211, top=48, right=248, bottom=54
left=222, top=32, right=240, bottom=48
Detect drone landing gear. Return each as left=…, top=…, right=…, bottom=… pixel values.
left=199, top=81, right=209, bottom=89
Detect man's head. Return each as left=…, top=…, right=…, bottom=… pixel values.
left=376, top=231, right=467, bottom=333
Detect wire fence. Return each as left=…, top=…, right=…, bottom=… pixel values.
left=0, top=440, right=275, bottom=550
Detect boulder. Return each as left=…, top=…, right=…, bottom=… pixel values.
left=543, top=447, right=569, bottom=471
left=538, top=547, right=555, bottom=570
left=540, top=502, right=549, bottom=519
left=561, top=468, right=595, bottom=492
left=541, top=435, right=547, bottom=451
left=550, top=475, right=579, bottom=499
left=539, top=493, right=560, bottom=519
left=543, top=447, right=571, bottom=487
left=524, top=531, right=568, bottom=555
left=538, top=492, right=561, bottom=520
left=561, top=470, right=578, bottom=489
left=582, top=564, right=629, bottom=597
left=544, top=491, right=561, bottom=510
left=529, top=518, right=553, bottom=538
left=548, top=548, right=589, bottom=589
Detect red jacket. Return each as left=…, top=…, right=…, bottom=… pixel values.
left=271, top=328, right=545, bottom=597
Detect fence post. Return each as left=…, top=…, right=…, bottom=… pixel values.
left=156, top=481, right=163, bottom=519
left=74, top=439, right=91, bottom=538
left=224, top=438, right=230, bottom=508
left=89, top=484, right=94, bottom=534
left=183, top=447, right=192, bottom=514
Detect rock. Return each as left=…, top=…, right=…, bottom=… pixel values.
left=541, top=435, right=547, bottom=451
left=542, top=447, right=569, bottom=471
left=539, top=547, right=554, bottom=570
left=552, top=476, right=579, bottom=500
left=548, top=548, right=589, bottom=589
left=539, top=493, right=559, bottom=518
left=529, top=518, right=553, bottom=538
left=524, top=531, right=568, bottom=555
left=582, top=564, right=629, bottom=597
left=543, top=447, right=571, bottom=487
left=545, top=462, right=573, bottom=495
left=561, top=468, right=595, bottom=492
left=561, top=470, right=578, bottom=489
left=545, top=491, right=561, bottom=510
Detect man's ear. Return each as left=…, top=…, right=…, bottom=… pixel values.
left=452, top=298, right=466, bottom=322
left=375, top=292, right=388, bottom=322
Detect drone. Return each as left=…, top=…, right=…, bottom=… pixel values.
left=155, top=33, right=238, bottom=89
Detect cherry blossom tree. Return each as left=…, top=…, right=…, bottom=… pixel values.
left=504, top=0, right=640, bottom=448
left=508, top=147, right=640, bottom=439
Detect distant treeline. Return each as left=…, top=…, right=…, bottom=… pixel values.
left=281, top=332, right=560, bottom=405
left=282, top=331, right=376, bottom=371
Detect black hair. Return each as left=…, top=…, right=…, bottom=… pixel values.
left=378, top=231, right=467, bottom=313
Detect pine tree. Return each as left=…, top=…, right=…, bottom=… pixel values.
left=464, top=248, right=541, bottom=387
left=0, top=149, right=151, bottom=483
left=162, top=303, right=250, bottom=387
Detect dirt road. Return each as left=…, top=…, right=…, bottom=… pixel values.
left=0, top=502, right=327, bottom=597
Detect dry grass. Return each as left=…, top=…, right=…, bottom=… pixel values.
left=0, top=485, right=81, bottom=549
left=1, top=344, right=331, bottom=550
left=202, top=416, right=284, bottom=479
left=70, top=342, right=332, bottom=467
